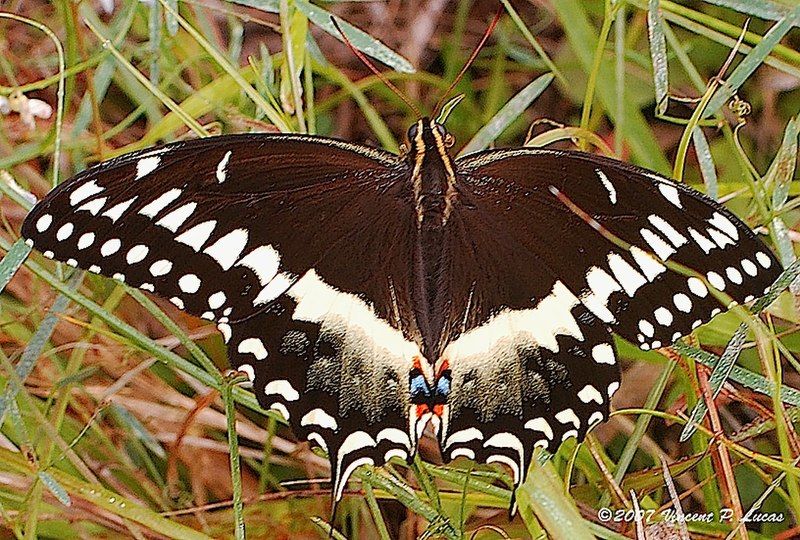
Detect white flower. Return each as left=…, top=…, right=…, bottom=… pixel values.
left=0, top=91, right=53, bottom=130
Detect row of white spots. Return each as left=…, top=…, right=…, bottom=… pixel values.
left=638, top=250, right=773, bottom=349
left=581, top=248, right=666, bottom=325
left=62, top=182, right=258, bottom=325
left=54, top=163, right=290, bottom=324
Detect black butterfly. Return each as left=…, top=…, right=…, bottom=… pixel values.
left=21, top=118, right=780, bottom=505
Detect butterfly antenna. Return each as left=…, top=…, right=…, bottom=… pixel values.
left=331, top=17, right=421, bottom=118
left=433, top=7, right=503, bottom=117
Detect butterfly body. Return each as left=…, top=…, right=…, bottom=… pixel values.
left=21, top=120, right=781, bottom=504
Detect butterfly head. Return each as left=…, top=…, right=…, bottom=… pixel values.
left=404, top=118, right=455, bottom=159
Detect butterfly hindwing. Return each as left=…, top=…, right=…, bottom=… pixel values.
left=440, top=298, right=618, bottom=488
left=229, top=273, right=421, bottom=501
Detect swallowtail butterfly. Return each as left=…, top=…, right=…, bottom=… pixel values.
left=21, top=118, right=780, bottom=505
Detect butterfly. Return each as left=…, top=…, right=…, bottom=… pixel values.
left=21, top=117, right=780, bottom=506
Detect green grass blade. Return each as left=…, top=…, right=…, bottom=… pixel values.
left=766, top=115, right=799, bottom=210
left=680, top=324, right=747, bottom=441
left=356, top=467, right=459, bottom=540
left=294, top=0, right=414, bottom=73
left=517, top=460, right=595, bottom=539
left=223, top=378, right=246, bottom=540
left=158, top=0, right=291, bottom=132
left=165, top=0, right=179, bottom=35
left=692, top=127, right=718, bottom=199
left=227, top=0, right=414, bottom=73
left=82, top=18, right=209, bottom=137
left=37, top=472, right=71, bottom=507
left=552, top=0, right=670, bottom=171
left=0, top=270, right=82, bottom=423
left=500, top=0, right=568, bottom=87
left=108, top=403, right=166, bottom=459
left=702, top=0, right=791, bottom=20
left=127, top=289, right=222, bottom=384
left=704, top=7, right=800, bottom=117
left=0, top=447, right=212, bottom=539
left=647, top=0, right=669, bottom=115
left=460, top=73, right=554, bottom=154
left=0, top=239, right=31, bottom=294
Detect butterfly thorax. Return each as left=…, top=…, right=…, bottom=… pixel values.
left=406, top=118, right=457, bottom=227
left=405, top=118, right=458, bottom=357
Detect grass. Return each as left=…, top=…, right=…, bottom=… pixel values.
left=0, top=0, right=799, bottom=538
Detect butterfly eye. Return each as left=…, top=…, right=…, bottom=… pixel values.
left=407, top=124, right=419, bottom=141
left=444, top=133, right=455, bottom=148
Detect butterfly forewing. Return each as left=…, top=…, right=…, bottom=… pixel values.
left=454, top=149, right=780, bottom=350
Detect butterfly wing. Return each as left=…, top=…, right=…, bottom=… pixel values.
left=454, top=149, right=780, bottom=345
left=21, top=134, right=424, bottom=501
left=437, top=148, right=780, bottom=488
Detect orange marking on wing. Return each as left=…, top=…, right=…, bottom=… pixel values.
left=415, top=404, right=430, bottom=418
left=436, top=358, right=450, bottom=377
left=412, top=355, right=424, bottom=371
